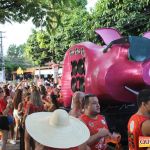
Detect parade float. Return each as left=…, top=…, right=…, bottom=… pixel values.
left=61, top=28, right=150, bottom=143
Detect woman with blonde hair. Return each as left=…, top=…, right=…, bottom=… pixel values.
left=13, top=89, right=23, bottom=142
left=24, top=88, right=44, bottom=150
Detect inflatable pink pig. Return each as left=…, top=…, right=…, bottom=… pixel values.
left=61, top=28, right=150, bottom=107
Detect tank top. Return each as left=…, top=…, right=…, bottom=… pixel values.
left=128, top=113, right=150, bottom=150
left=25, top=102, right=44, bottom=115
left=80, top=114, right=108, bottom=150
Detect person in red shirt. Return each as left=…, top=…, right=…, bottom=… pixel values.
left=24, top=88, right=44, bottom=150
left=128, top=89, right=150, bottom=150
left=0, top=88, right=7, bottom=115
left=80, top=94, right=120, bottom=150
left=0, top=87, right=13, bottom=150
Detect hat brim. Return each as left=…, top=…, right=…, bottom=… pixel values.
left=25, top=112, right=90, bottom=148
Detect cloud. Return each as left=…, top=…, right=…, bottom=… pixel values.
left=86, top=0, right=98, bottom=11
left=0, top=20, right=35, bottom=55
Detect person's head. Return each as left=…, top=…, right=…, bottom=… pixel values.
left=137, top=89, right=150, bottom=114
left=83, top=94, right=100, bottom=116
left=30, top=84, right=37, bottom=92
left=0, top=87, right=4, bottom=98
left=39, top=85, right=47, bottom=96
left=8, top=84, right=13, bottom=91
left=72, top=91, right=85, bottom=109
left=13, top=89, right=23, bottom=109
left=3, top=86, right=10, bottom=97
left=23, top=92, right=31, bottom=102
left=30, top=89, right=43, bottom=106
left=50, top=94, right=59, bottom=109
left=53, top=87, right=60, bottom=96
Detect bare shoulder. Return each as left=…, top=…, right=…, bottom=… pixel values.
left=141, top=119, right=150, bottom=136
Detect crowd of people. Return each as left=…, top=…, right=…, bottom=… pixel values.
left=0, top=79, right=63, bottom=150
left=0, top=79, right=149, bottom=150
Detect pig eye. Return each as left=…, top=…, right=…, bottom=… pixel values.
left=71, top=60, right=78, bottom=76
left=79, top=77, right=85, bottom=92
left=128, top=36, right=150, bottom=62
left=71, top=77, right=77, bottom=92
left=77, top=58, right=85, bottom=75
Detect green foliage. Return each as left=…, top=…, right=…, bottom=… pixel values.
left=5, top=44, right=33, bottom=74
left=0, top=0, right=86, bottom=32
left=25, top=30, right=53, bottom=65
left=2, top=0, right=90, bottom=65
left=22, top=0, right=150, bottom=65
left=25, top=7, right=99, bottom=64
left=7, top=44, right=24, bottom=58
left=93, top=0, right=150, bottom=35
left=51, top=8, right=99, bottom=61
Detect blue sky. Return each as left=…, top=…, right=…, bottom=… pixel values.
left=0, top=0, right=98, bottom=55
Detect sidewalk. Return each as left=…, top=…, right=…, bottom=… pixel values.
left=0, top=140, right=19, bottom=150
left=6, top=143, right=19, bottom=150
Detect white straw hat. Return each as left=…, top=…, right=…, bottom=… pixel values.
left=25, top=109, right=90, bottom=148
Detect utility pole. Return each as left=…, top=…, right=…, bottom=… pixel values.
left=0, top=31, right=5, bottom=82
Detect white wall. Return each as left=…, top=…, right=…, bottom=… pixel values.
left=34, top=68, right=62, bottom=76
left=0, top=71, right=5, bottom=82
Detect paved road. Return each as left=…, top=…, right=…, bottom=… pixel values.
left=0, top=141, right=19, bottom=150
left=6, top=143, right=19, bottom=150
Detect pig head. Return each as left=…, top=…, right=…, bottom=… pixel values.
left=61, top=28, right=150, bottom=107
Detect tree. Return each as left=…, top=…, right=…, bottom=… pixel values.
left=7, top=44, right=24, bottom=58
left=23, top=0, right=92, bottom=64
left=49, top=7, right=99, bottom=62
left=93, top=0, right=150, bottom=36
left=5, top=44, right=33, bottom=79
left=23, top=0, right=150, bottom=65
left=25, top=6, right=100, bottom=64
left=25, top=30, right=53, bottom=65
left=0, top=0, right=86, bottom=32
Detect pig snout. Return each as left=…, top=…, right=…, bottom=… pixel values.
left=143, top=60, right=150, bottom=85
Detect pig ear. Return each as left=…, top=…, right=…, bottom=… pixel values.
left=143, top=31, right=150, bottom=39
left=95, top=28, right=122, bottom=45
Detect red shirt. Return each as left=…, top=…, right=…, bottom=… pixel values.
left=128, top=113, right=150, bottom=150
left=25, top=102, right=44, bottom=115
left=0, top=98, right=7, bottom=114
left=80, top=114, right=108, bottom=150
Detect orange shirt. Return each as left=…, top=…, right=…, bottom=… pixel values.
left=80, top=114, right=108, bottom=150
left=128, top=113, right=150, bottom=150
